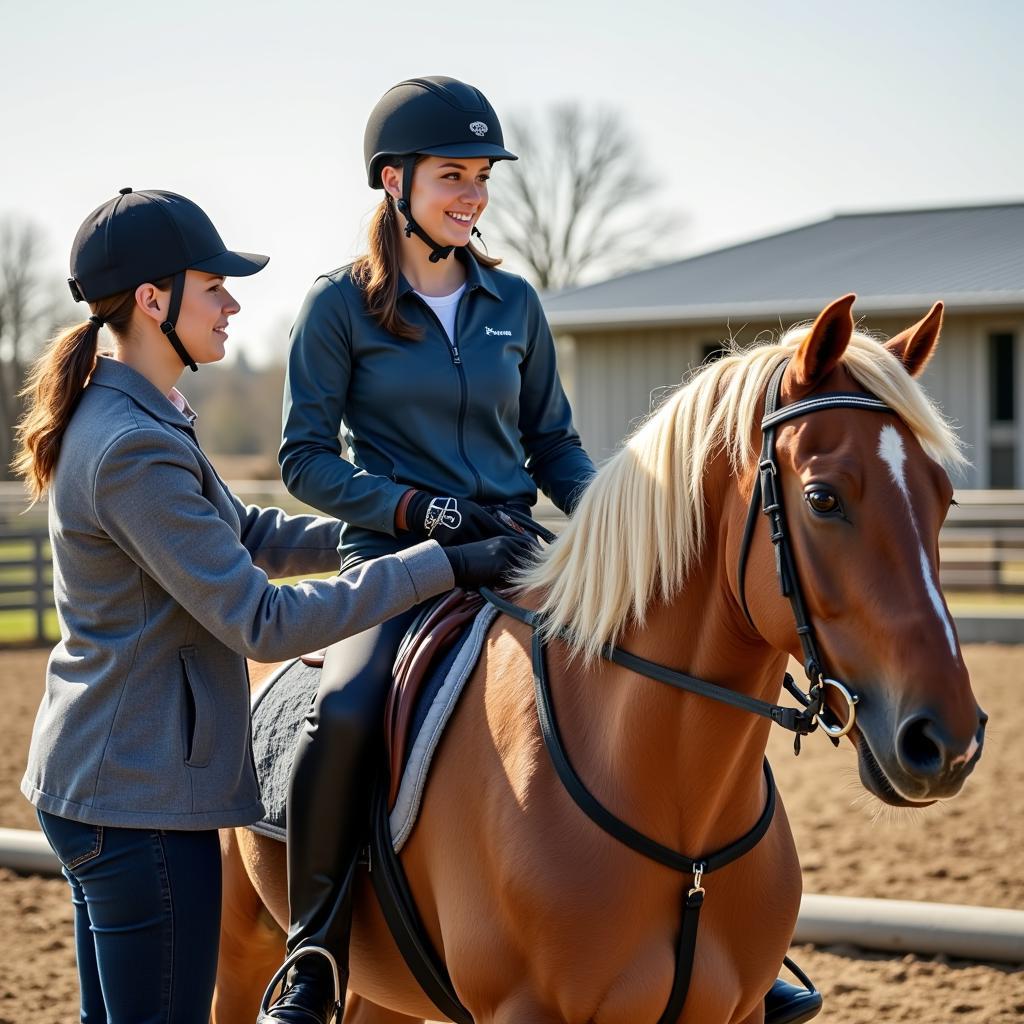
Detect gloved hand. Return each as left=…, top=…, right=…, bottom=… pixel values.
left=443, top=535, right=535, bottom=590
left=405, top=492, right=519, bottom=545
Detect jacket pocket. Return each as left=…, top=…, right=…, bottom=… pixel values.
left=36, top=809, right=104, bottom=871
left=179, top=646, right=215, bottom=768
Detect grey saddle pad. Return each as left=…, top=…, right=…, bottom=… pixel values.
left=248, top=602, right=499, bottom=851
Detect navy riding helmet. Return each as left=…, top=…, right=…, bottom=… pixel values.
left=363, top=77, right=518, bottom=262
left=67, top=188, right=268, bottom=371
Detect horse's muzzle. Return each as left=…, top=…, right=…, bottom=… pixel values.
left=860, top=706, right=987, bottom=805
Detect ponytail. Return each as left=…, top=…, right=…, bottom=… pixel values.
left=13, top=286, right=141, bottom=501
left=352, top=175, right=503, bottom=342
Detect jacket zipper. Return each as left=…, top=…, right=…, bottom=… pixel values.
left=413, top=292, right=484, bottom=499
left=242, top=659, right=259, bottom=782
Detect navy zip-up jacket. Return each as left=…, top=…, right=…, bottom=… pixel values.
left=280, top=251, right=595, bottom=566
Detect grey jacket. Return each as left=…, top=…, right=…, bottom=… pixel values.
left=21, top=357, right=454, bottom=830
left=280, top=252, right=595, bottom=567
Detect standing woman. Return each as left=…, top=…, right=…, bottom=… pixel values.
left=262, top=77, right=596, bottom=1024
left=15, top=188, right=522, bottom=1023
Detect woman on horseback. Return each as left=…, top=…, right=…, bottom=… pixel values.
left=264, top=76, right=819, bottom=1024
left=261, top=76, right=597, bottom=1023
left=16, top=188, right=524, bottom=1023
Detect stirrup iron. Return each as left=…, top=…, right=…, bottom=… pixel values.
left=258, top=944, right=342, bottom=1020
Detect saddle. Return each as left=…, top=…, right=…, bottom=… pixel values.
left=385, top=588, right=485, bottom=807
left=300, top=587, right=486, bottom=810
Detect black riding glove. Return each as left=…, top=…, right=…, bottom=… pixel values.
left=405, top=492, right=518, bottom=545
left=443, top=535, right=534, bottom=590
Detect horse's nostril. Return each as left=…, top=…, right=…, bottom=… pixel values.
left=897, top=715, right=944, bottom=778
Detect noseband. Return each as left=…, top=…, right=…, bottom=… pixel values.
left=736, top=357, right=893, bottom=742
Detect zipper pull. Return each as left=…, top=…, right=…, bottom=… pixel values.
left=451, top=346, right=462, bottom=365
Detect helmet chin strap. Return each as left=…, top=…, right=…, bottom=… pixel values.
left=395, top=156, right=456, bottom=263
left=160, top=271, right=198, bottom=372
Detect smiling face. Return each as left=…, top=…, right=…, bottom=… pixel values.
left=166, top=270, right=240, bottom=365
left=383, top=155, right=492, bottom=250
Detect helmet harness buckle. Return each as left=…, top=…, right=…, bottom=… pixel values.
left=159, top=271, right=199, bottom=372
left=397, top=156, right=456, bottom=263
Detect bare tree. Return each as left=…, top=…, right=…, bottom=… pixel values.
left=0, top=218, right=69, bottom=478
left=482, top=103, right=683, bottom=292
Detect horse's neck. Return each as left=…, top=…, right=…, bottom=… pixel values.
left=545, top=545, right=785, bottom=858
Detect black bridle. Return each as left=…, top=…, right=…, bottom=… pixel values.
left=735, top=357, right=893, bottom=746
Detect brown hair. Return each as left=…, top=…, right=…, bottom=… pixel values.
left=13, top=277, right=171, bottom=501
left=352, top=159, right=502, bottom=341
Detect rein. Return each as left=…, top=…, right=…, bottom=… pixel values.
left=483, top=588, right=818, bottom=738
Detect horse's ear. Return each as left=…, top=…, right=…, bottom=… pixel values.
left=885, top=301, right=943, bottom=378
left=789, top=294, right=856, bottom=389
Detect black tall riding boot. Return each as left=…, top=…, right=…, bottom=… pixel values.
left=258, top=611, right=418, bottom=1024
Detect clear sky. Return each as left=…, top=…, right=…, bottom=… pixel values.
left=3, top=0, right=1021, bottom=365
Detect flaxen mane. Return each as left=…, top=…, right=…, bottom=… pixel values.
left=516, top=329, right=966, bottom=661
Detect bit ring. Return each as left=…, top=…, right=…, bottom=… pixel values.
left=817, top=677, right=859, bottom=738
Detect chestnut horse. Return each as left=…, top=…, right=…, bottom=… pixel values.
left=214, top=295, right=985, bottom=1024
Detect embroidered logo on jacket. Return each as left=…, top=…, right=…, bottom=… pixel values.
left=485, top=326, right=512, bottom=336
left=469, top=121, right=489, bottom=137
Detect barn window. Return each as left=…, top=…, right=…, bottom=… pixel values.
left=989, top=333, right=1016, bottom=423
left=987, top=332, right=1017, bottom=487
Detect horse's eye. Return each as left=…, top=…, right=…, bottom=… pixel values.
left=804, top=488, right=840, bottom=516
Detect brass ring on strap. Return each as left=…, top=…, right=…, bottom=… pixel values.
left=817, top=678, right=860, bottom=738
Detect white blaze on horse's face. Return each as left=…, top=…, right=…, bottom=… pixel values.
left=877, top=424, right=958, bottom=659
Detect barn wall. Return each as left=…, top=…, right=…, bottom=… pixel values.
left=559, top=313, right=1024, bottom=487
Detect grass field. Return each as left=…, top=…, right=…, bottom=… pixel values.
left=0, top=578, right=1020, bottom=647
left=0, top=571, right=334, bottom=646
left=0, top=608, right=59, bottom=644
left=0, top=535, right=53, bottom=644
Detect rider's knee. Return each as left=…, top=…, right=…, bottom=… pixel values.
left=312, top=682, right=380, bottom=745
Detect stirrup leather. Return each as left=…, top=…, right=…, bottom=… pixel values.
left=258, top=944, right=342, bottom=1020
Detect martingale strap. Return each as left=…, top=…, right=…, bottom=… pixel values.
left=529, top=625, right=778, bottom=874
left=481, top=587, right=783, bottom=1024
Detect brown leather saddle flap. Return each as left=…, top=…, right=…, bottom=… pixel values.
left=385, top=588, right=485, bottom=810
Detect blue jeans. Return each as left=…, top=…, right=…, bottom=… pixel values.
left=36, top=809, right=221, bottom=1023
